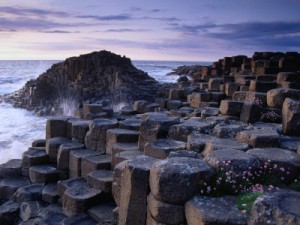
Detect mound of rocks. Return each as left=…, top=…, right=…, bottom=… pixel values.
left=3, top=50, right=160, bottom=114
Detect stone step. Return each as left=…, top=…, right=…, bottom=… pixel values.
left=119, top=118, right=141, bottom=131
left=21, top=147, right=49, bottom=176
left=87, top=203, right=116, bottom=224
left=12, top=183, right=44, bottom=203
left=29, top=165, right=59, bottom=183
left=144, top=139, right=186, bottom=159
left=113, top=150, right=143, bottom=168
left=46, top=137, right=72, bottom=163
left=87, top=169, right=113, bottom=193
left=57, top=143, right=85, bottom=171
left=62, top=185, right=102, bottom=216
left=0, top=177, right=30, bottom=200
left=185, top=196, right=247, bottom=225
left=42, top=183, right=59, bottom=203
left=69, top=150, right=101, bottom=178
left=31, top=139, right=46, bottom=147
left=37, top=203, right=67, bottom=225
left=0, top=159, right=22, bottom=178
left=81, top=155, right=111, bottom=179
left=57, top=177, right=87, bottom=199
left=111, top=142, right=139, bottom=169
left=106, top=128, right=140, bottom=155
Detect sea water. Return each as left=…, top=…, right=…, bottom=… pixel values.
left=0, top=60, right=210, bottom=164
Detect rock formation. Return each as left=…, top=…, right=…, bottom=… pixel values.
left=3, top=50, right=160, bottom=114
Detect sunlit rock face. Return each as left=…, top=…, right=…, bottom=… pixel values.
left=4, top=50, right=160, bottom=115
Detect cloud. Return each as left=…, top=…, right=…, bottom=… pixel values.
left=40, top=30, right=80, bottom=34
left=76, top=14, right=132, bottom=21
left=142, top=16, right=180, bottom=22
left=0, top=6, right=69, bottom=17
left=105, top=28, right=149, bottom=32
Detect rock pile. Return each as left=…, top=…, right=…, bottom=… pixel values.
left=2, top=50, right=160, bottom=115
left=0, top=51, right=300, bottom=225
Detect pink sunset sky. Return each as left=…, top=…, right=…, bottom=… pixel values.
left=1, top=0, right=300, bottom=61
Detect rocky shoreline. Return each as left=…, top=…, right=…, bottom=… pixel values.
left=0, top=51, right=300, bottom=225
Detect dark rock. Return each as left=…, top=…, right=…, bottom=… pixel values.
left=185, top=196, right=247, bottom=225
left=29, top=165, right=59, bottom=183
left=57, top=177, right=87, bottom=199
left=46, top=137, right=71, bottom=163
left=144, top=139, right=186, bottom=159
left=219, top=100, right=243, bottom=117
left=42, top=183, right=59, bottom=203
left=267, top=88, right=300, bottom=108
left=81, top=155, right=111, bottom=179
left=19, top=201, right=44, bottom=222
left=282, top=98, right=300, bottom=136
left=62, top=214, right=97, bottom=225
left=87, top=170, right=113, bottom=193
left=0, top=177, right=30, bottom=200
left=248, top=190, right=300, bottom=225
left=150, top=157, right=214, bottom=204
left=12, top=183, right=44, bottom=203
left=0, top=200, right=20, bottom=225
left=5, top=51, right=160, bottom=114
left=57, top=142, right=85, bottom=171
left=148, top=193, right=185, bottom=225
left=88, top=203, right=116, bottom=224
left=0, top=159, right=22, bottom=178
left=247, top=148, right=300, bottom=183
left=119, top=155, right=158, bottom=225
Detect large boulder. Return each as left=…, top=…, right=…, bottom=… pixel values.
left=149, top=157, right=214, bottom=204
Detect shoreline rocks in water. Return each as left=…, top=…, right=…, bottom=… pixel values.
left=0, top=50, right=300, bottom=224
left=2, top=50, right=161, bottom=115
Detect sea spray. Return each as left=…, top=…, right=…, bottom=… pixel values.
left=57, top=90, right=80, bottom=116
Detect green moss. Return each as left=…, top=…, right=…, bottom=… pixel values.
left=237, top=192, right=263, bottom=213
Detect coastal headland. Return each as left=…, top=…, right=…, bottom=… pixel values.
left=0, top=50, right=300, bottom=225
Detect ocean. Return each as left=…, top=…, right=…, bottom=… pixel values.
left=0, top=59, right=210, bottom=164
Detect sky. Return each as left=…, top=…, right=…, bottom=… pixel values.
left=0, top=0, right=300, bottom=61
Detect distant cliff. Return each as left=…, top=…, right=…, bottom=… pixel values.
left=3, top=50, right=160, bottom=114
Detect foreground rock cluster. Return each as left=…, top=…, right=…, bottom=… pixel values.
left=1, top=51, right=300, bottom=225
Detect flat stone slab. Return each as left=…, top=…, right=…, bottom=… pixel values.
left=247, top=148, right=300, bottom=182
left=203, top=138, right=249, bottom=157
left=106, top=128, right=139, bottom=155
left=168, top=118, right=213, bottom=142
left=114, top=150, right=143, bottom=168
left=0, top=159, right=22, bottom=178
left=185, top=196, right=247, bottom=225
left=57, top=177, right=87, bottom=199
left=88, top=203, right=116, bottom=223
left=150, top=157, right=214, bottom=204
left=205, top=149, right=260, bottom=174
left=111, top=142, right=139, bottom=168
left=87, top=169, right=113, bottom=193
left=62, top=185, right=102, bottom=216
left=248, top=190, right=300, bottom=225
left=144, top=139, right=186, bottom=159
left=62, top=214, right=97, bottom=225
left=187, top=132, right=214, bottom=152
left=119, top=118, right=141, bottom=131
left=22, top=147, right=48, bottom=168
left=29, top=165, right=59, bottom=183
left=236, top=127, right=280, bottom=147
left=81, top=155, right=111, bottom=179
left=12, top=183, right=44, bottom=203
left=0, top=177, right=30, bottom=199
